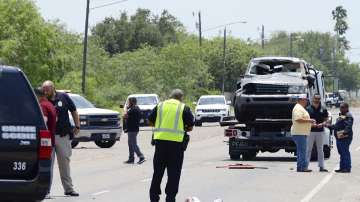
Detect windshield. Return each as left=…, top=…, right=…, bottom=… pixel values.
left=198, top=97, right=225, bottom=105
left=69, top=95, right=95, bottom=109
left=133, top=96, right=158, bottom=105
left=249, top=61, right=303, bottom=75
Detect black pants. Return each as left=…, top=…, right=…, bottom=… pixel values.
left=150, top=141, right=184, bottom=202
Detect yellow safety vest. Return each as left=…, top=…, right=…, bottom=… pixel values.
left=154, top=99, right=185, bottom=142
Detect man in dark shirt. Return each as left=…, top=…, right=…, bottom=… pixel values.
left=306, top=94, right=329, bottom=172
left=148, top=89, right=194, bottom=202
left=123, top=97, right=145, bottom=164
left=42, top=81, right=80, bottom=197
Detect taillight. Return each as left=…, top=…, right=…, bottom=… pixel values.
left=225, top=129, right=237, bottom=137
left=39, top=130, right=52, bottom=160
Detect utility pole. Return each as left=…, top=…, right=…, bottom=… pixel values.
left=221, top=27, right=227, bottom=94
left=289, top=33, right=293, bottom=57
left=82, top=0, right=90, bottom=94
left=198, top=11, right=202, bottom=47
left=261, top=25, right=265, bottom=49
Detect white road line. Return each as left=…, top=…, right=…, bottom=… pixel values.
left=355, top=146, right=360, bottom=152
left=300, top=167, right=336, bottom=202
left=92, top=190, right=110, bottom=196
left=141, top=178, right=152, bottom=182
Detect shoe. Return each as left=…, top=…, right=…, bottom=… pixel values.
left=45, top=194, right=52, bottom=199
left=335, top=169, right=351, bottom=173
left=319, top=167, right=328, bottom=172
left=137, top=157, right=146, bottom=164
left=124, top=159, right=134, bottom=164
left=65, top=191, right=79, bottom=197
left=297, top=169, right=312, bottom=172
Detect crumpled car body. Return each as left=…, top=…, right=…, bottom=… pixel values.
left=234, top=57, right=311, bottom=124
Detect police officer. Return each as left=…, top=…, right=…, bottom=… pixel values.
left=42, top=81, right=80, bottom=196
left=328, top=102, right=353, bottom=173
left=148, top=89, right=195, bottom=202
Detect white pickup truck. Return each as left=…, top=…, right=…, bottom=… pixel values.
left=68, top=93, right=122, bottom=148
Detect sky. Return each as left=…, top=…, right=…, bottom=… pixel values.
left=35, top=0, right=360, bottom=62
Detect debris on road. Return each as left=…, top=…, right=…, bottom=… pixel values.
left=216, top=163, right=268, bottom=169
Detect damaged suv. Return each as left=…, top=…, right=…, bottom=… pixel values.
left=234, top=57, right=313, bottom=123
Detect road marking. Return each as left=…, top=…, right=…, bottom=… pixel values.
left=300, top=167, right=336, bottom=202
left=92, top=190, right=110, bottom=196
left=355, top=146, right=360, bottom=152
left=141, top=178, right=152, bottom=182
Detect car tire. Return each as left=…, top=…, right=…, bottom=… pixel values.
left=242, top=151, right=257, bottom=161
left=71, top=140, right=79, bottom=148
left=94, top=139, right=116, bottom=148
left=195, top=121, right=202, bottom=127
left=230, top=153, right=241, bottom=160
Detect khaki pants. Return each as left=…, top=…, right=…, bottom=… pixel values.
left=55, top=135, right=74, bottom=193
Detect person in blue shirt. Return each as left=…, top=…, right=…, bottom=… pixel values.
left=328, top=102, right=353, bottom=173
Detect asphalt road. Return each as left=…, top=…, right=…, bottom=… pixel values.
left=45, top=108, right=360, bottom=202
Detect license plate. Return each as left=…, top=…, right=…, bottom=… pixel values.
left=102, top=134, right=110, bottom=139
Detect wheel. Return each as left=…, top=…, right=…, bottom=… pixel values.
left=71, top=140, right=79, bottom=148
left=94, top=139, right=116, bottom=148
left=242, top=151, right=257, bottom=160
left=324, top=145, right=331, bottom=159
left=195, top=121, right=202, bottom=127
left=230, top=153, right=241, bottom=160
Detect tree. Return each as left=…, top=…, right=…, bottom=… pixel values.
left=0, top=0, right=80, bottom=85
left=332, top=6, right=349, bottom=50
left=91, top=9, right=184, bottom=55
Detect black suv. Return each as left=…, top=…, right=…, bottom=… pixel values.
left=0, top=66, right=52, bottom=201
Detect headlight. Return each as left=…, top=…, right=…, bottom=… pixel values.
left=220, top=109, right=227, bottom=111
left=288, top=86, right=306, bottom=94
left=80, top=121, right=87, bottom=126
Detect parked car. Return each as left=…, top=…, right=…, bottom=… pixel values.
left=194, top=95, right=231, bottom=126
left=0, top=66, right=52, bottom=201
left=66, top=93, right=122, bottom=148
left=123, top=94, right=159, bottom=126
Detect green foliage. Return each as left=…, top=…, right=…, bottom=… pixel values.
left=332, top=6, right=349, bottom=50
left=91, top=9, right=184, bottom=55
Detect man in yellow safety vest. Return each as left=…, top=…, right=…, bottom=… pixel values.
left=148, top=89, right=195, bottom=202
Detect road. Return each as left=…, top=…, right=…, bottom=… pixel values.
left=45, top=108, right=360, bottom=202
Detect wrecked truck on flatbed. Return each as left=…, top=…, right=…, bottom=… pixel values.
left=225, top=57, right=332, bottom=160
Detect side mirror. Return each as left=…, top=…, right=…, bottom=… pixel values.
left=226, top=100, right=231, bottom=105
left=192, top=102, right=197, bottom=105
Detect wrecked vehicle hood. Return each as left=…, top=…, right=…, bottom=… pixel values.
left=241, top=73, right=307, bottom=86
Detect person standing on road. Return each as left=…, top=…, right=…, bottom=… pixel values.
left=34, top=87, right=57, bottom=196
left=328, top=103, right=353, bottom=173
left=306, top=94, right=329, bottom=172
left=123, top=97, right=146, bottom=164
left=148, top=89, right=195, bottom=202
left=291, top=95, right=315, bottom=172
left=42, top=81, right=80, bottom=196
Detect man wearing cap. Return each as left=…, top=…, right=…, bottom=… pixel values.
left=291, top=95, right=315, bottom=172
left=148, top=89, right=195, bottom=202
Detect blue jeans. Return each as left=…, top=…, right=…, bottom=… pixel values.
left=336, top=138, right=352, bottom=170
left=293, top=135, right=309, bottom=171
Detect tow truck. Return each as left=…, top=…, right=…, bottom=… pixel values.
left=222, top=57, right=333, bottom=160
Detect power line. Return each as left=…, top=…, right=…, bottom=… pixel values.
left=203, top=20, right=247, bottom=32
left=91, top=0, right=128, bottom=10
